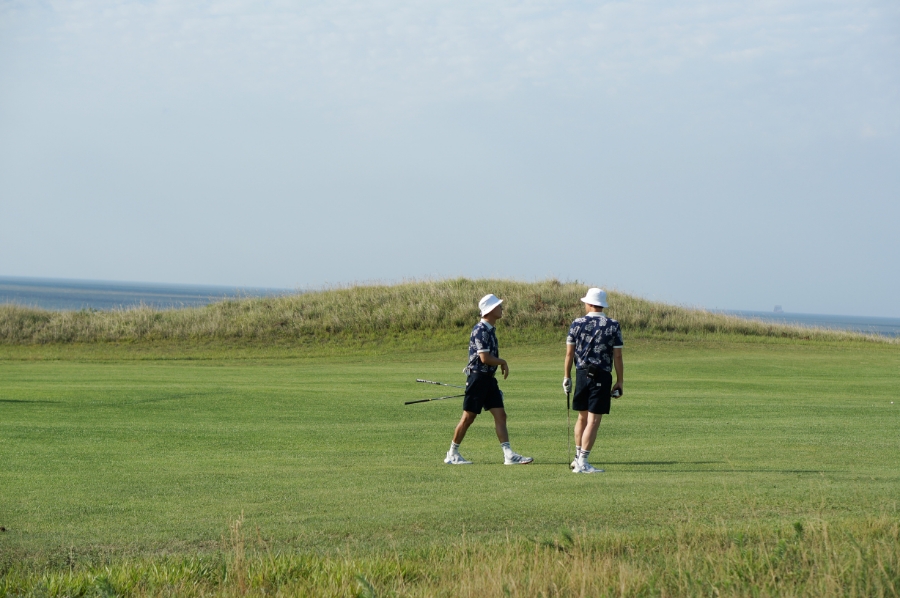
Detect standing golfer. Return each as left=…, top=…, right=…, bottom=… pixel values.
left=563, top=288, right=624, bottom=473
left=444, top=294, right=533, bottom=465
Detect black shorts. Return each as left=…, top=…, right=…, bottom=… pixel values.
left=463, top=373, right=504, bottom=414
left=572, top=368, right=612, bottom=415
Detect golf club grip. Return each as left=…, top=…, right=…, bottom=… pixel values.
left=404, top=398, right=432, bottom=405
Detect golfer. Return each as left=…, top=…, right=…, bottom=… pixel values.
left=563, top=288, right=624, bottom=473
left=445, top=294, right=533, bottom=465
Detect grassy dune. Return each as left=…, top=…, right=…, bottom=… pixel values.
left=0, top=279, right=888, bottom=345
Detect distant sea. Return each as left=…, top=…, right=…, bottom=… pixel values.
left=722, top=310, right=900, bottom=338
left=0, top=276, right=290, bottom=311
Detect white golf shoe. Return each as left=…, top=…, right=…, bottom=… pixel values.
left=572, top=460, right=604, bottom=474
left=444, top=451, right=472, bottom=465
left=504, top=452, right=534, bottom=465
left=570, top=459, right=577, bottom=470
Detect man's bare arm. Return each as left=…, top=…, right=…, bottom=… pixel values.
left=562, top=344, right=575, bottom=393
left=612, top=348, right=624, bottom=395
left=479, top=352, right=509, bottom=379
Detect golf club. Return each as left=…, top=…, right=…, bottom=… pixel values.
left=566, top=389, right=571, bottom=465
left=415, top=379, right=466, bottom=389
left=404, top=393, right=465, bottom=405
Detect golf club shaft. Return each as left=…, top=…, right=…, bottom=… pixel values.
left=404, top=393, right=465, bottom=405
left=416, top=379, right=465, bottom=389
left=566, top=390, right=571, bottom=461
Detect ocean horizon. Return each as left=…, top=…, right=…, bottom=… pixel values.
left=2, top=276, right=899, bottom=338
left=0, top=276, right=289, bottom=311
left=718, top=310, right=900, bottom=338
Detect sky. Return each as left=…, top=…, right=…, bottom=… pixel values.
left=1, top=1, right=898, bottom=317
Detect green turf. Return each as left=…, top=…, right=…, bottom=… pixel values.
left=1, top=339, right=898, bottom=563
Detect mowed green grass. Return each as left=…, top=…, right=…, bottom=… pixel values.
left=0, top=339, right=898, bottom=561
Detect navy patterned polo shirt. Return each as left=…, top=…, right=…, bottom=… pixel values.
left=464, top=320, right=499, bottom=375
left=566, top=312, right=623, bottom=372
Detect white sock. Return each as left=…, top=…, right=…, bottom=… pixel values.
left=500, top=441, right=513, bottom=456
left=450, top=442, right=460, bottom=454
left=575, top=445, right=582, bottom=458
left=580, top=449, right=591, bottom=462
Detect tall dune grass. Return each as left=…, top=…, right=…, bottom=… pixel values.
left=0, top=278, right=887, bottom=345
left=2, top=518, right=897, bottom=597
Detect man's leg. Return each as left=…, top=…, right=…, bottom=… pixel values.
left=573, top=412, right=604, bottom=473
left=579, top=412, right=603, bottom=451
left=489, top=408, right=533, bottom=464
left=571, top=369, right=591, bottom=463
left=487, top=407, right=509, bottom=443
left=446, top=411, right=478, bottom=464
left=452, top=411, right=478, bottom=444
left=574, top=411, right=588, bottom=449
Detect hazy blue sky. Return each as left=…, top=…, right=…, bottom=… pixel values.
left=1, top=1, right=898, bottom=316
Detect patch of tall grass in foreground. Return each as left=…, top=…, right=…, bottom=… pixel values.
left=2, top=517, right=897, bottom=597
left=0, top=278, right=889, bottom=345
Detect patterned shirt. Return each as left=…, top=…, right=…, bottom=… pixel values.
left=464, top=320, right=499, bottom=375
left=566, top=312, right=623, bottom=372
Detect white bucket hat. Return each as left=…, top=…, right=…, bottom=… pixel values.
left=478, top=294, right=504, bottom=316
left=580, top=288, right=608, bottom=308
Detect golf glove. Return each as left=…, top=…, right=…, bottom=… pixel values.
left=563, top=377, right=572, bottom=394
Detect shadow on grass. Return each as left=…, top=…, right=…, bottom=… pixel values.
left=125, top=392, right=215, bottom=406
left=531, top=460, right=832, bottom=474
left=530, top=460, right=725, bottom=467
left=0, top=399, right=60, bottom=404
left=605, top=461, right=725, bottom=465
left=0, top=393, right=210, bottom=406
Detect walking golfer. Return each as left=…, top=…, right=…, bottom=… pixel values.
left=563, top=288, right=624, bottom=473
left=444, top=294, right=534, bottom=465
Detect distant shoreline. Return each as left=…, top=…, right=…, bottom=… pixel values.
left=0, top=275, right=290, bottom=311
left=720, top=310, right=900, bottom=338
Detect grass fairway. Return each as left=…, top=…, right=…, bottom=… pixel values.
left=1, top=338, right=899, bottom=595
